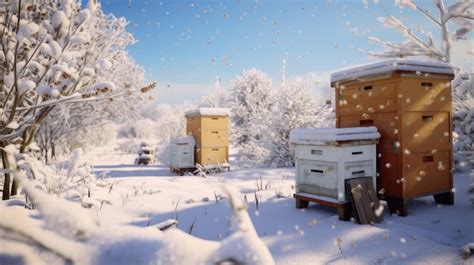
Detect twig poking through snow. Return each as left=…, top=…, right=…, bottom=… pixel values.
left=337, top=238, right=344, bottom=257
left=254, top=191, right=259, bottom=211
left=187, top=217, right=197, bottom=235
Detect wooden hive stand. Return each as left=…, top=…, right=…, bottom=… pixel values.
left=294, top=193, right=352, bottom=221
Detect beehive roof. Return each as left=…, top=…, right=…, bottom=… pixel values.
left=330, top=58, right=455, bottom=84
left=185, top=107, right=230, bottom=117
left=289, top=126, right=380, bottom=145
left=171, top=135, right=196, bottom=145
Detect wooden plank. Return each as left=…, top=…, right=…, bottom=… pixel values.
left=346, top=177, right=382, bottom=224
left=348, top=182, right=369, bottom=224
left=363, top=180, right=384, bottom=223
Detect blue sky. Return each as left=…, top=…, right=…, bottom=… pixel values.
left=97, top=0, right=473, bottom=105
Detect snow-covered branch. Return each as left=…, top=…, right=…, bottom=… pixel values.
left=366, top=0, right=472, bottom=63
left=0, top=0, right=154, bottom=145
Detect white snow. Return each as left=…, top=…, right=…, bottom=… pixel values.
left=52, top=11, right=70, bottom=29
left=98, top=59, right=112, bottom=71
left=15, top=21, right=39, bottom=43
left=37, top=85, right=52, bottom=96
left=6, top=121, right=20, bottom=130
left=90, top=81, right=116, bottom=93
left=49, top=40, right=62, bottom=59
left=52, top=63, right=69, bottom=74
left=83, top=67, right=95, bottom=76
left=1, top=139, right=473, bottom=264
left=14, top=171, right=99, bottom=238
left=70, top=34, right=90, bottom=45
left=289, top=126, right=381, bottom=145
left=19, top=79, right=36, bottom=92
left=185, top=107, right=230, bottom=117
left=0, top=204, right=87, bottom=263
left=50, top=89, right=60, bottom=98
left=330, top=58, right=455, bottom=83
left=2, top=144, right=17, bottom=155
left=0, top=239, right=45, bottom=265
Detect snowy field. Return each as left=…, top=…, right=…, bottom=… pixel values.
left=1, top=0, right=473, bottom=264
left=83, top=141, right=473, bottom=264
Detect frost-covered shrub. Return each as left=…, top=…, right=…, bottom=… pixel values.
left=453, top=73, right=474, bottom=171
left=233, top=142, right=272, bottom=168
left=116, top=139, right=141, bottom=154
left=268, top=77, right=335, bottom=167
left=229, top=68, right=274, bottom=147
left=229, top=69, right=335, bottom=168
left=228, top=69, right=274, bottom=167
left=138, top=103, right=194, bottom=165
left=11, top=147, right=100, bottom=206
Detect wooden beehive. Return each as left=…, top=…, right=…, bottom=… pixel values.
left=330, top=59, right=455, bottom=216
left=185, top=108, right=230, bottom=167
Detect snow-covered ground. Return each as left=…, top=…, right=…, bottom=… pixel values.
left=84, top=141, right=473, bottom=264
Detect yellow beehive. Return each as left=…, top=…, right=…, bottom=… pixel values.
left=330, top=59, right=455, bottom=216
left=185, top=108, right=230, bottom=166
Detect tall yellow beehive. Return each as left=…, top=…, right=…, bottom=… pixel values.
left=330, top=59, right=455, bottom=216
left=185, top=108, right=230, bottom=167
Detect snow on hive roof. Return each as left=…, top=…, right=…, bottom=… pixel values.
left=171, top=135, right=196, bottom=145
left=185, top=108, right=230, bottom=117
left=289, top=126, right=380, bottom=145
left=330, top=58, right=455, bottom=84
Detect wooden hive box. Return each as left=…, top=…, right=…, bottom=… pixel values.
left=330, top=59, right=455, bottom=216
left=185, top=108, right=230, bottom=167
left=170, top=136, right=195, bottom=169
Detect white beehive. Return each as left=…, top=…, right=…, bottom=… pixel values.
left=290, top=127, right=380, bottom=202
left=170, top=136, right=196, bottom=169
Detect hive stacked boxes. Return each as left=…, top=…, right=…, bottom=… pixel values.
left=289, top=127, right=381, bottom=220
left=331, top=59, right=455, bottom=216
left=290, top=127, right=380, bottom=201
left=170, top=136, right=195, bottom=170
left=185, top=108, right=230, bottom=167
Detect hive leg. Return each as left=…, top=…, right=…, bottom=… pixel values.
left=433, top=191, right=454, bottom=205
left=295, top=198, right=309, bottom=209
left=385, top=196, right=408, bottom=217
left=338, top=206, right=351, bottom=221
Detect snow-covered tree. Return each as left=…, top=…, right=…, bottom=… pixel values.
left=229, top=68, right=274, bottom=167
left=268, top=76, right=328, bottom=167
left=363, top=0, right=472, bottom=62
left=0, top=0, right=154, bottom=198
left=35, top=51, right=147, bottom=163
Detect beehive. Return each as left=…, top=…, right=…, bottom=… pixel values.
left=290, top=127, right=380, bottom=202
left=170, top=136, right=195, bottom=169
left=185, top=108, right=230, bottom=167
left=330, top=59, right=455, bottom=216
